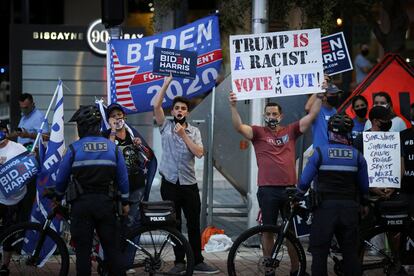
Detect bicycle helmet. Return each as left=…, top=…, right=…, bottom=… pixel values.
left=328, top=114, right=354, bottom=135
left=69, top=105, right=102, bottom=126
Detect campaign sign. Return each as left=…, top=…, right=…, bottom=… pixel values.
left=153, top=47, right=197, bottom=79
left=230, top=28, right=324, bottom=101
left=321, top=32, right=353, bottom=76
left=292, top=199, right=311, bottom=238
left=363, top=132, right=401, bottom=188
left=0, top=152, right=39, bottom=198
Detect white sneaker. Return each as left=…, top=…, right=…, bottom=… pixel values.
left=126, top=268, right=136, bottom=274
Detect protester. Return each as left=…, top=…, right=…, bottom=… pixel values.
left=103, top=102, right=157, bottom=273
left=12, top=93, right=50, bottom=150
left=55, top=105, right=129, bottom=275
left=364, top=91, right=407, bottom=132
left=400, top=103, right=414, bottom=215
left=297, top=114, right=369, bottom=276
left=153, top=75, right=219, bottom=274
left=351, top=95, right=368, bottom=139
left=354, top=44, right=373, bottom=84
left=306, top=80, right=341, bottom=148
left=0, top=120, right=37, bottom=275
left=354, top=105, right=397, bottom=198
left=229, top=88, right=322, bottom=276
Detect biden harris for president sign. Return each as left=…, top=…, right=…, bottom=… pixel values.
left=321, top=32, right=353, bottom=76
left=153, top=47, right=197, bottom=79
left=0, top=152, right=39, bottom=198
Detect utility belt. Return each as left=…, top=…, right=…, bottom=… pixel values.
left=310, top=190, right=357, bottom=210
left=66, top=176, right=116, bottom=202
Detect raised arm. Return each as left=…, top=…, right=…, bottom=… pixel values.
left=304, top=94, right=317, bottom=113
left=299, top=94, right=322, bottom=133
left=153, top=75, right=173, bottom=126
left=229, top=92, right=253, bottom=140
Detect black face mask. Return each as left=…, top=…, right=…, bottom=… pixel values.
left=264, top=118, right=280, bottom=129
left=379, top=120, right=392, bottom=131
left=354, top=107, right=367, bottom=118
left=173, top=116, right=186, bottom=125
left=361, top=49, right=369, bottom=56
left=326, top=96, right=339, bottom=107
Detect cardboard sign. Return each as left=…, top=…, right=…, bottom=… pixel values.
left=321, top=32, right=353, bottom=76
left=153, top=47, right=197, bottom=79
left=229, top=28, right=324, bottom=100
left=363, top=132, right=401, bottom=188
left=0, top=152, right=39, bottom=198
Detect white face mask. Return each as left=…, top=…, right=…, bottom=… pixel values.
left=115, top=119, right=125, bottom=130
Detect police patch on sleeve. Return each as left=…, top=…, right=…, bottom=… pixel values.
left=83, top=142, right=108, bottom=152
left=328, top=148, right=353, bottom=159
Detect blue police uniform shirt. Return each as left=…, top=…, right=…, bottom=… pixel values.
left=18, top=108, right=50, bottom=145
left=298, top=143, right=369, bottom=196
left=312, top=106, right=336, bottom=148
left=55, top=136, right=129, bottom=201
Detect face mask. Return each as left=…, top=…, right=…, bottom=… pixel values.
left=0, top=131, right=6, bottom=142
left=376, top=103, right=389, bottom=109
left=173, top=116, right=186, bottom=125
left=354, top=107, right=367, bottom=118
left=326, top=96, right=339, bottom=107
left=264, top=117, right=280, bottom=129
left=21, top=106, right=33, bottom=116
left=115, top=119, right=125, bottom=130
left=379, top=121, right=392, bottom=131
left=361, top=49, right=369, bottom=56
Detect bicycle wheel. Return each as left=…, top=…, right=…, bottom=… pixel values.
left=227, top=225, right=307, bottom=276
left=360, top=225, right=404, bottom=276
left=123, top=225, right=194, bottom=275
left=0, top=222, right=70, bottom=276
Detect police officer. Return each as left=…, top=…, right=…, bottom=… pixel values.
left=296, top=114, right=369, bottom=276
left=55, top=105, right=130, bottom=275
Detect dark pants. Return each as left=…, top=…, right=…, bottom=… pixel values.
left=160, top=177, right=203, bottom=265
left=70, top=194, right=121, bottom=276
left=310, top=200, right=361, bottom=276
left=257, top=186, right=288, bottom=225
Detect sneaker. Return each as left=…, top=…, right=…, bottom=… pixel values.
left=126, top=268, right=136, bottom=274
left=0, top=265, right=9, bottom=276
left=168, top=263, right=186, bottom=275
left=193, top=262, right=220, bottom=274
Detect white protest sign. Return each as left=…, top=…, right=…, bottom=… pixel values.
left=229, top=28, right=324, bottom=100
left=363, top=132, right=401, bottom=188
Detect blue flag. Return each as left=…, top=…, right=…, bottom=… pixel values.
left=24, top=81, right=65, bottom=266
left=108, top=13, right=222, bottom=113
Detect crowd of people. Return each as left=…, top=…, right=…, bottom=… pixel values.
left=0, top=68, right=413, bottom=275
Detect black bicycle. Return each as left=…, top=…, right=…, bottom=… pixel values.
left=332, top=197, right=414, bottom=276
left=227, top=188, right=308, bottom=276
left=0, top=197, right=194, bottom=275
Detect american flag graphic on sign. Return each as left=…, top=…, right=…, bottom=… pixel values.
left=110, top=46, right=139, bottom=111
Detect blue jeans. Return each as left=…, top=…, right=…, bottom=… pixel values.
left=123, top=187, right=145, bottom=270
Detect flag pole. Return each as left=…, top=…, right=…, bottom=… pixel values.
left=31, top=80, right=62, bottom=153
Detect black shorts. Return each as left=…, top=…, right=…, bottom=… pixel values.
left=257, top=186, right=289, bottom=225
